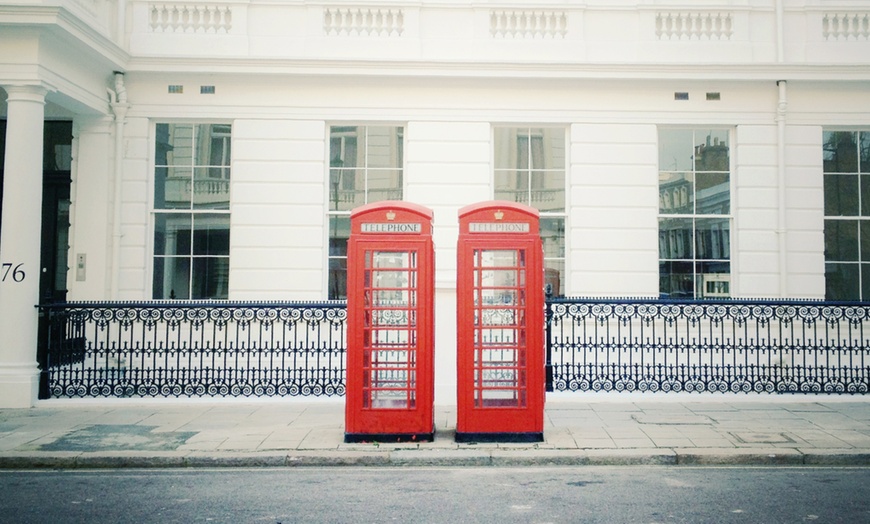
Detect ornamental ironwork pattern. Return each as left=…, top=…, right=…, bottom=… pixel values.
left=38, top=301, right=346, bottom=399
left=546, top=297, right=870, bottom=395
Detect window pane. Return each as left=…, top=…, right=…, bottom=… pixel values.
left=330, top=167, right=362, bottom=211
left=330, top=127, right=361, bottom=167
left=156, top=166, right=193, bottom=210
left=531, top=171, right=565, bottom=212
left=494, top=128, right=522, bottom=170
left=659, top=129, right=693, bottom=172
left=192, top=257, right=229, bottom=299
left=202, top=124, right=232, bottom=166
left=694, top=130, right=729, bottom=172
left=658, top=172, right=693, bottom=214
left=365, top=127, right=402, bottom=168
left=193, top=167, right=230, bottom=210
left=825, top=220, right=859, bottom=261
left=328, top=215, right=350, bottom=300
left=154, top=214, right=192, bottom=257
left=826, top=263, right=860, bottom=301
left=696, top=172, right=730, bottom=214
left=192, top=215, right=230, bottom=256
left=494, top=170, right=527, bottom=204
left=367, top=169, right=403, bottom=202
left=824, top=131, right=859, bottom=173
left=544, top=260, right=564, bottom=297
left=862, top=175, right=870, bottom=217
left=861, top=221, right=870, bottom=262
left=153, top=257, right=191, bottom=300
left=697, top=261, right=730, bottom=298
left=824, top=174, right=859, bottom=216
left=539, top=128, right=566, bottom=170
left=696, top=217, right=730, bottom=260
left=540, top=217, right=565, bottom=259
left=329, top=257, right=347, bottom=300
left=161, top=124, right=195, bottom=164
left=155, top=123, right=173, bottom=166
left=659, top=217, right=693, bottom=259
left=861, top=132, right=870, bottom=174
left=329, top=216, right=350, bottom=256
left=659, top=261, right=693, bottom=298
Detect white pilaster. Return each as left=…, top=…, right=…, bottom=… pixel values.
left=0, top=84, right=48, bottom=407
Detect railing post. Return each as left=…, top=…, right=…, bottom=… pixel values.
left=545, top=284, right=554, bottom=392
left=36, top=304, right=51, bottom=399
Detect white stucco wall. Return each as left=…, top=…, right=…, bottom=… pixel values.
left=570, top=123, right=658, bottom=297
left=59, top=78, right=867, bottom=303
left=231, top=119, right=327, bottom=300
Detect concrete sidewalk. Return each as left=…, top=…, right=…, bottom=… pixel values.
left=1, top=394, right=870, bottom=468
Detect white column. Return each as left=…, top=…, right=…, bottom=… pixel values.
left=0, top=85, right=48, bottom=407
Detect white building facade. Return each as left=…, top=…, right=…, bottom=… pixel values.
left=1, top=0, right=869, bottom=407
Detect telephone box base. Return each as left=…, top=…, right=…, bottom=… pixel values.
left=344, top=432, right=434, bottom=444
left=455, top=432, right=543, bottom=444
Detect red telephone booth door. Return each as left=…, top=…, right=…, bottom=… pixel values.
left=456, top=202, right=544, bottom=442
left=345, top=202, right=434, bottom=442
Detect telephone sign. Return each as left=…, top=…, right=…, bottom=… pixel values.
left=344, top=201, right=435, bottom=442
left=456, top=201, right=545, bottom=442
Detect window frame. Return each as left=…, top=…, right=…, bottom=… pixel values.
left=492, top=125, right=568, bottom=297
left=822, top=128, right=870, bottom=301
left=326, top=124, right=406, bottom=300
left=657, top=126, right=734, bottom=299
left=151, top=121, right=233, bottom=300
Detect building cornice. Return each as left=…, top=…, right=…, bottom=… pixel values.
left=123, top=57, right=870, bottom=82
left=0, top=6, right=129, bottom=69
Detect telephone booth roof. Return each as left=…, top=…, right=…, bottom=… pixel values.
left=350, top=201, right=434, bottom=235
left=458, top=200, right=539, bottom=221
left=458, top=201, right=539, bottom=233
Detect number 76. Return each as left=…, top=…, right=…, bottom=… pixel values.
left=1, top=263, right=25, bottom=282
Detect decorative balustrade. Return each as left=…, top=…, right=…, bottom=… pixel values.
left=547, top=297, right=870, bottom=394
left=149, top=4, right=233, bottom=33
left=38, top=301, right=346, bottom=398
left=656, top=12, right=732, bottom=40
left=823, top=13, right=870, bottom=40
left=323, top=7, right=404, bottom=37
left=490, top=10, right=567, bottom=39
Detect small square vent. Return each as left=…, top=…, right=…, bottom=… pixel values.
left=201, top=85, right=215, bottom=95
left=168, top=85, right=183, bottom=94
left=674, top=92, right=689, bottom=101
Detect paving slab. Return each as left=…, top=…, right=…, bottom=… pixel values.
left=0, top=397, right=869, bottom=468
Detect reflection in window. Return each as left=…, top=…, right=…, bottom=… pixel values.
left=658, top=128, right=731, bottom=299
left=823, top=130, right=870, bottom=300
left=328, top=125, right=404, bottom=299
left=494, top=127, right=566, bottom=296
left=153, top=123, right=231, bottom=299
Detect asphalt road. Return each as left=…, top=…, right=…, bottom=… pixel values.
left=1, top=466, right=868, bottom=523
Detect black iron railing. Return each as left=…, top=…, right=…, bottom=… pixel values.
left=38, top=297, right=870, bottom=399
left=37, top=301, right=347, bottom=399
left=546, top=297, right=870, bottom=394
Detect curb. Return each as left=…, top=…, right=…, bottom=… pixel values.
left=4, top=450, right=870, bottom=469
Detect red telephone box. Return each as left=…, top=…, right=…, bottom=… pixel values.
left=456, top=201, right=545, bottom=442
left=344, top=201, right=435, bottom=442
